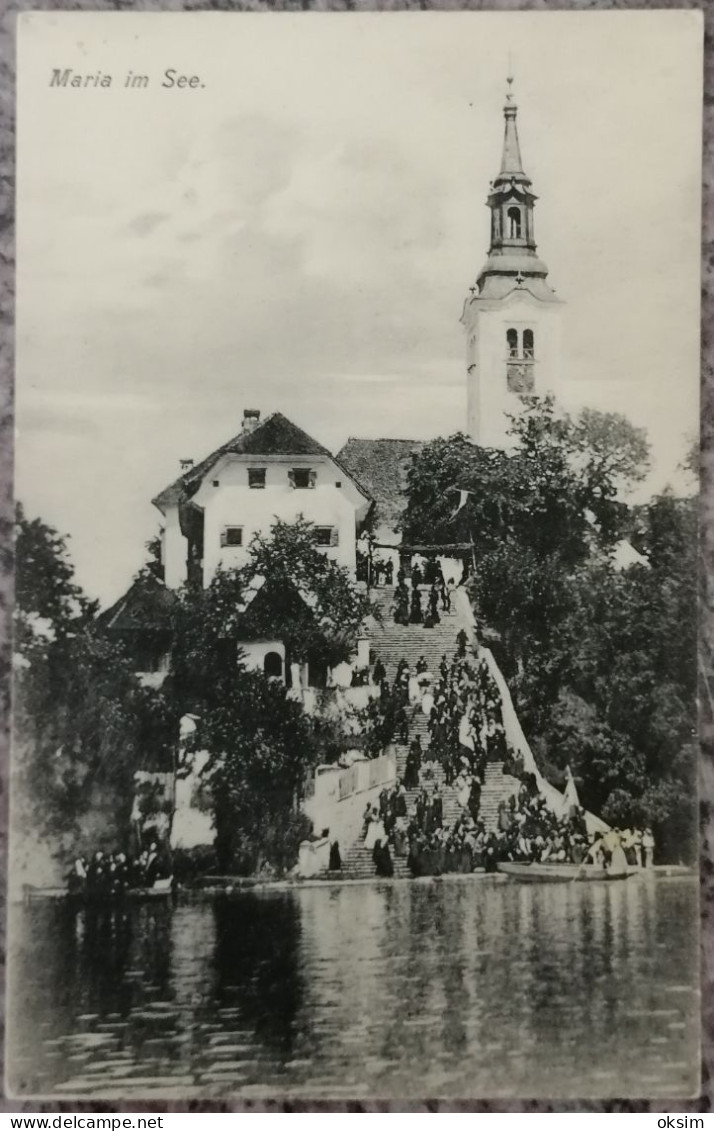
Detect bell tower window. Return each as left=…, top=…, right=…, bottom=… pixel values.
left=523, top=329, right=535, bottom=359
left=506, top=328, right=519, bottom=358
left=507, top=207, right=522, bottom=239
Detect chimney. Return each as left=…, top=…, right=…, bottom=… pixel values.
left=242, top=409, right=261, bottom=434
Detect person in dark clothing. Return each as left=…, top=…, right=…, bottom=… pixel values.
left=429, top=789, right=444, bottom=833
left=329, top=841, right=342, bottom=871
left=411, top=563, right=423, bottom=588
left=395, top=784, right=408, bottom=819
left=409, top=587, right=423, bottom=625
left=87, top=851, right=108, bottom=897
left=456, top=629, right=468, bottom=656
left=468, top=779, right=482, bottom=822
left=428, top=585, right=441, bottom=624
left=404, top=747, right=420, bottom=789
left=373, top=658, right=386, bottom=685
left=145, top=842, right=162, bottom=886
left=416, top=655, right=428, bottom=675
left=384, top=560, right=394, bottom=586
left=410, top=735, right=423, bottom=772
left=396, top=705, right=410, bottom=745
left=394, top=583, right=410, bottom=625
left=442, top=581, right=452, bottom=613
left=373, top=840, right=394, bottom=878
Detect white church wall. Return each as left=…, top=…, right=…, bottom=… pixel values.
left=466, top=291, right=563, bottom=450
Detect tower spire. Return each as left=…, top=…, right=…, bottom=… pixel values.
left=499, top=72, right=525, bottom=179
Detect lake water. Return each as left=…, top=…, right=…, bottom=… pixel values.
left=7, top=876, right=699, bottom=1100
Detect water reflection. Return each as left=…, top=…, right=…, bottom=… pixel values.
left=7, top=877, right=699, bottom=1099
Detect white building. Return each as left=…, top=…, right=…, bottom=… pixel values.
left=153, top=410, right=372, bottom=589
left=461, top=78, right=564, bottom=450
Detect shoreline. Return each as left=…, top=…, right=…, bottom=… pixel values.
left=17, top=863, right=696, bottom=903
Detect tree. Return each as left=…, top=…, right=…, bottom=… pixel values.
left=13, top=506, right=182, bottom=863
left=187, top=668, right=315, bottom=873
left=401, top=399, right=694, bottom=860
left=148, top=518, right=374, bottom=870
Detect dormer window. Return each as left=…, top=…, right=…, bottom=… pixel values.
left=248, top=467, right=266, bottom=489
left=220, top=526, right=243, bottom=548
left=290, top=468, right=315, bottom=489
left=507, top=207, right=522, bottom=239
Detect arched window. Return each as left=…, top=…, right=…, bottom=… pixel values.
left=508, top=207, right=522, bottom=239
left=263, top=651, right=283, bottom=679
left=523, top=329, right=535, bottom=359
left=506, top=328, right=519, bottom=358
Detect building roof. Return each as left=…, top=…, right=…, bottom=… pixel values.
left=99, top=573, right=178, bottom=633
left=337, top=437, right=425, bottom=534
left=153, top=411, right=370, bottom=512
left=498, top=78, right=527, bottom=180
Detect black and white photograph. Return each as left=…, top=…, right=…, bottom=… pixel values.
left=7, top=9, right=703, bottom=1100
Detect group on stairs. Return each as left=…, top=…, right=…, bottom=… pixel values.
left=334, top=583, right=528, bottom=880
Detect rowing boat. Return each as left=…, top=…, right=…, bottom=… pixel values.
left=497, top=862, right=637, bottom=884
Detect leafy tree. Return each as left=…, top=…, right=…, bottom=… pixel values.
left=13, top=506, right=183, bottom=862
left=134, top=517, right=373, bottom=870
left=401, top=399, right=695, bottom=860
left=187, top=668, right=315, bottom=873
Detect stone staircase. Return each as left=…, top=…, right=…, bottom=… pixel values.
left=340, top=840, right=412, bottom=880
left=336, top=585, right=525, bottom=878
left=368, top=587, right=461, bottom=680
left=480, top=762, right=521, bottom=832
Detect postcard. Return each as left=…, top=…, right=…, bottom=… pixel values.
left=8, top=9, right=703, bottom=1100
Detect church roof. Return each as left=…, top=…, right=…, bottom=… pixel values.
left=498, top=77, right=526, bottom=180
left=153, top=411, right=371, bottom=512
left=475, top=273, right=561, bottom=303
left=99, top=573, right=178, bottom=633
left=337, top=437, right=425, bottom=533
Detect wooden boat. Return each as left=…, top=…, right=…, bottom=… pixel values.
left=23, top=878, right=175, bottom=905
left=497, top=862, right=637, bottom=884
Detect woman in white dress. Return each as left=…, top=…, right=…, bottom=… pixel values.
left=421, top=688, right=435, bottom=717
left=364, top=808, right=386, bottom=850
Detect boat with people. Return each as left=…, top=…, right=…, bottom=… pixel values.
left=23, top=876, right=175, bottom=905
left=498, top=861, right=639, bottom=884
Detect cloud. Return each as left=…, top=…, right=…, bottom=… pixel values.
left=124, top=211, right=170, bottom=238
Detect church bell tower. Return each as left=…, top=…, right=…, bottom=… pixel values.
left=462, top=78, right=564, bottom=449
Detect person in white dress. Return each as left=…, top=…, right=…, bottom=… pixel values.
left=364, top=809, right=386, bottom=850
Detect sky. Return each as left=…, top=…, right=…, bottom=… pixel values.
left=16, top=10, right=703, bottom=605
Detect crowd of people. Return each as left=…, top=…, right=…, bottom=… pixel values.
left=362, top=638, right=657, bottom=879
left=67, top=843, right=171, bottom=898
left=393, top=565, right=455, bottom=628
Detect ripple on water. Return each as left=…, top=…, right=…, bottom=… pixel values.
left=7, top=879, right=700, bottom=1100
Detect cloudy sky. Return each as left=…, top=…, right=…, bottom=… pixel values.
left=16, top=10, right=702, bottom=604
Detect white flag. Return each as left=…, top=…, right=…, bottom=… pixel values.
left=450, top=489, right=470, bottom=519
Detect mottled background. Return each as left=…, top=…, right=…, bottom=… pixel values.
left=0, top=0, right=711, bottom=1114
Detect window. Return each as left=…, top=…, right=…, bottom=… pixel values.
left=508, top=207, right=522, bottom=239
left=315, top=526, right=338, bottom=547
left=248, top=467, right=266, bottom=489
left=263, top=651, right=283, bottom=679
left=290, top=467, right=314, bottom=489
left=523, top=329, right=535, bottom=359
left=220, top=526, right=243, bottom=548
left=506, top=328, right=519, bottom=358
